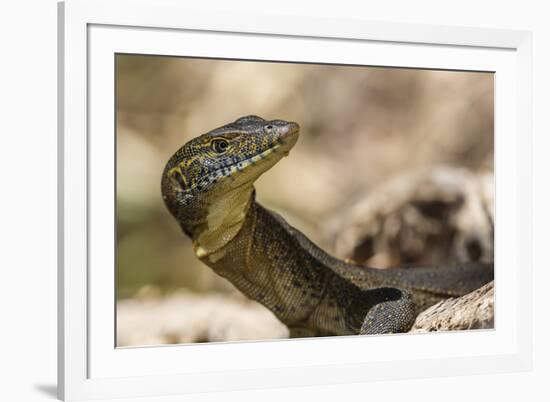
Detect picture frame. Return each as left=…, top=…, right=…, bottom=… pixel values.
left=58, top=0, right=533, bottom=400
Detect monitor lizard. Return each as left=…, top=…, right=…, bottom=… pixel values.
left=161, top=115, right=493, bottom=337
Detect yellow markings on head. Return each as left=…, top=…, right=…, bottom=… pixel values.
left=168, top=165, right=183, bottom=177
left=168, top=166, right=187, bottom=188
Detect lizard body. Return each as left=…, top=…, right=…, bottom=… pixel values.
left=161, top=115, right=493, bottom=336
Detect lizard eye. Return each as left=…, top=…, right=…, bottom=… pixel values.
left=211, top=138, right=229, bottom=154
left=264, top=124, right=274, bottom=133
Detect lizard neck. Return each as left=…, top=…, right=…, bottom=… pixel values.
left=198, top=201, right=366, bottom=336
left=192, top=184, right=255, bottom=262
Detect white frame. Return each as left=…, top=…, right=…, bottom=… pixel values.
left=58, top=0, right=533, bottom=400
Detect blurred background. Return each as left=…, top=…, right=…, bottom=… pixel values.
left=116, top=54, right=494, bottom=346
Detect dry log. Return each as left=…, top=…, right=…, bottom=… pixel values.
left=324, top=166, right=494, bottom=268
left=410, top=281, right=494, bottom=332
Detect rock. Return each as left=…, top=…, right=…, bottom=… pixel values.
left=117, top=291, right=289, bottom=346
left=410, top=281, right=494, bottom=332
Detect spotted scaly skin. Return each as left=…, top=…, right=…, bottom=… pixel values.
left=161, top=116, right=493, bottom=337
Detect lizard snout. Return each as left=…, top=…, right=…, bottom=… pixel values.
left=279, top=122, right=300, bottom=140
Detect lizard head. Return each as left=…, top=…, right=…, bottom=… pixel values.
left=162, top=115, right=300, bottom=235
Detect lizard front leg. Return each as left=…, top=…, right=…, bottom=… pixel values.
left=358, top=288, right=417, bottom=335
